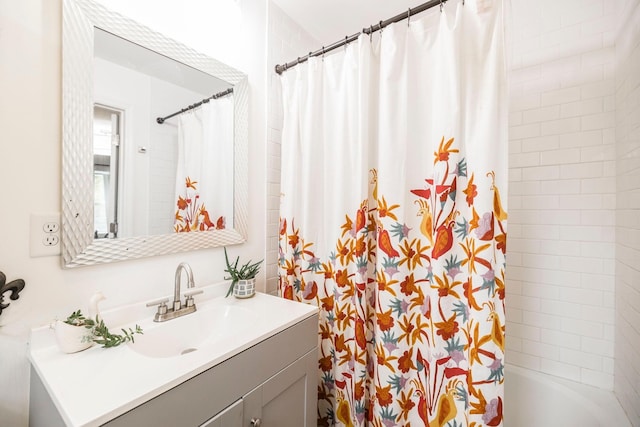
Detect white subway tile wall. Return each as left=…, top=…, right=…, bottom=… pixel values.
left=615, top=0, right=640, bottom=424
left=507, top=0, right=618, bottom=390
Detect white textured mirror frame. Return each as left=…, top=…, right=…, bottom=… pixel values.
left=62, top=0, right=248, bottom=268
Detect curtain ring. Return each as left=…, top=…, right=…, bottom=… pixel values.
left=440, top=0, right=444, bottom=12
left=321, top=46, right=325, bottom=60
left=407, top=8, right=411, bottom=26
left=369, top=25, right=373, bottom=42
left=379, top=20, right=383, bottom=34
left=344, top=35, right=348, bottom=50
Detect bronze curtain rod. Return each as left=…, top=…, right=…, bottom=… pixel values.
left=156, top=87, right=234, bottom=124
left=275, top=0, right=451, bottom=75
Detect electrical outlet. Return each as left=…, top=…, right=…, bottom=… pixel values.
left=30, top=213, right=61, bottom=257
left=43, top=235, right=60, bottom=246
left=43, top=222, right=59, bottom=233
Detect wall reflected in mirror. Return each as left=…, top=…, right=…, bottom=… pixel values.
left=92, top=28, right=234, bottom=240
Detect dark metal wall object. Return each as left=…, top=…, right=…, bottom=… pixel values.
left=274, top=0, right=446, bottom=74
left=0, top=271, right=26, bottom=317
left=156, top=87, right=234, bottom=124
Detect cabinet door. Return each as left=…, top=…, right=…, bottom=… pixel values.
left=201, top=399, right=243, bottom=427
left=243, top=349, right=317, bottom=427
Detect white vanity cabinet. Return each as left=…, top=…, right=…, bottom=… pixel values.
left=29, top=309, right=318, bottom=427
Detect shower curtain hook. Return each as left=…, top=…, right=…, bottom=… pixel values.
left=344, top=35, right=348, bottom=50
left=440, top=0, right=444, bottom=12
left=369, top=25, right=373, bottom=42
left=322, top=46, right=325, bottom=60
left=407, top=8, right=411, bottom=26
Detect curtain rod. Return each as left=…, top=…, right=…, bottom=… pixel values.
left=275, top=0, right=448, bottom=75
left=156, top=87, right=234, bottom=124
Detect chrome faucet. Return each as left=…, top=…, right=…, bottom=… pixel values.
left=146, top=262, right=203, bottom=322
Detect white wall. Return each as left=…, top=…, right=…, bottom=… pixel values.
left=615, top=1, right=640, bottom=424
left=506, top=0, right=619, bottom=389
left=0, top=0, right=267, bottom=425
left=264, top=2, right=319, bottom=295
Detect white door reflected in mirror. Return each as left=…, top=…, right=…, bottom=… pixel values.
left=93, top=105, right=121, bottom=239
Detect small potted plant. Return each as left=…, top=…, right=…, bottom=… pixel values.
left=54, top=310, right=143, bottom=354
left=224, top=247, right=263, bottom=298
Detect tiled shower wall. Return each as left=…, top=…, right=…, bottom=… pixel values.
left=265, top=3, right=319, bottom=295
left=615, top=0, right=640, bottom=424
left=506, top=0, right=618, bottom=389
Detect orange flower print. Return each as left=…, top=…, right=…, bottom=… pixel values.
left=177, top=196, right=189, bottom=210
left=336, top=269, right=350, bottom=287
left=174, top=177, right=224, bottom=233
left=398, top=349, right=416, bottom=373
left=398, top=389, right=416, bottom=421
left=400, top=273, right=418, bottom=296
left=376, top=309, right=395, bottom=331
left=288, top=231, right=300, bottom=248
left=319, top=323, right=331, bottom=340
left=376, top=384, right=394, bottom=407
left=435, top=314, right=460, bottom=341
left=433, top=136, right=459, bottom=163
left=319, top=355, right=333, bottom=372
left=464, top=173, right=478, bottom=206
left=185, top=176, right=198, bottom=189
left=321, top=296, right=334, bottom=312
left=378, top=196, right=400, bottom=220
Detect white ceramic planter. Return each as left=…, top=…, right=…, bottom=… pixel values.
left=233, top=279, right=256, bottom=299
left=54, top=320, right=94, bottom=354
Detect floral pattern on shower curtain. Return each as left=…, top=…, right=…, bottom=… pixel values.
left=279, top=1, right=507, bottom=426
left=173, top=95, right=234, bottom=233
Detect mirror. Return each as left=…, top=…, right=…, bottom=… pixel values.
left=62, top=0, right=248, bottom=267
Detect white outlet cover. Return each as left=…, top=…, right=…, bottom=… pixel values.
left=30, top=213, right=61, bottom=257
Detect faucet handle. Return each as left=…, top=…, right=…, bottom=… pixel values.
left=146, top=297, right=170, bottom=314
left=183, top=289, right=203, bottom=298
left=183, top=289, right=203, bottom=308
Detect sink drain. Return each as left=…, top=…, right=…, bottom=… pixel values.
left=181, top=348, right=198, bottom=355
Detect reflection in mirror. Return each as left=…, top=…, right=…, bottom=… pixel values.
left=93, top=105, right=121, bottom=239
left=93, top=28, right=234, bottom=240
left=62, top=0, right=248, bottom=267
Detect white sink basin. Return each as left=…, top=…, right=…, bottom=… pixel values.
left=129, top=302, right=256, bottom=358
left=29, top=286, right=319, bottom=427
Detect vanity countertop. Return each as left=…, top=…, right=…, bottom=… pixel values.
left=28, top=284, right=318, bottom=427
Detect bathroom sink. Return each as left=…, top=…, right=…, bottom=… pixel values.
left=128, top=302, right=256, bottom=358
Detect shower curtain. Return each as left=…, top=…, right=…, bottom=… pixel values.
left=174, top=95, right=234, bottom=232
left=279, top=1, right=507, bottom=426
